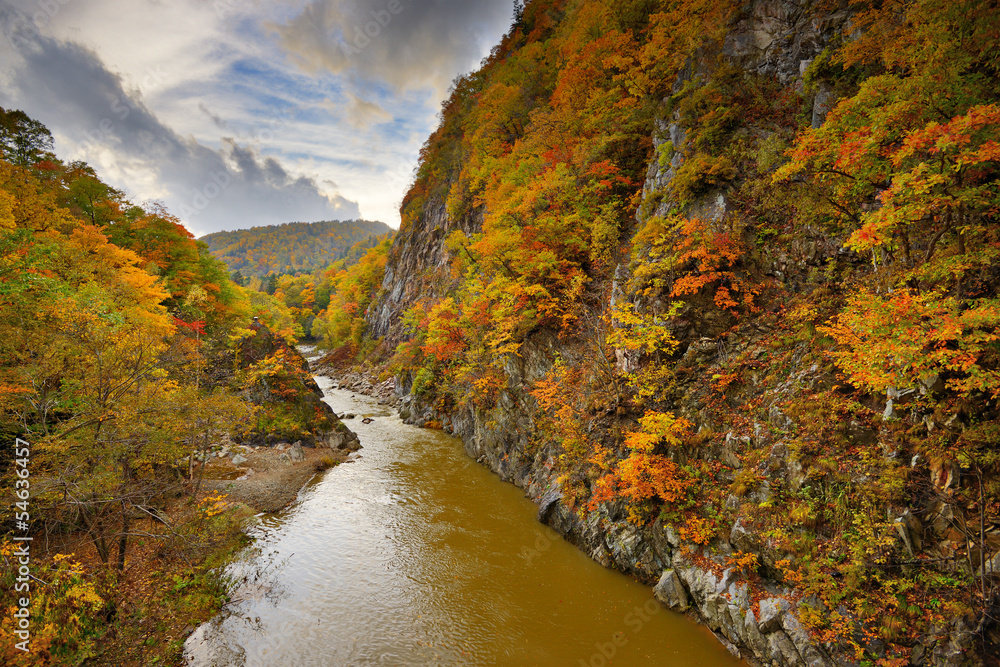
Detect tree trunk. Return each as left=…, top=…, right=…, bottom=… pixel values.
left=193, top=430, right=209, bottom=497
left=84, top=512, right=110, bottom=565
left=116, top=508, right=129, bottom=573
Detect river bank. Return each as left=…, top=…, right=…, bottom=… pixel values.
left=184, top=365, right=747, bottom=666
left=311, top=355, right=773, bottom=665
left=312, top=364, right=398, bottom=404
left=200, top=441, right=355, bottom=513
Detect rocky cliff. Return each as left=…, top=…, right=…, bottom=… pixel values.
left=369, top=203, right=482, bottom=343
left=362, top=1, right=1000, bottom=665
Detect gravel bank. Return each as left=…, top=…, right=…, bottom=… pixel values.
left=201, top=445, right=354, bottom=513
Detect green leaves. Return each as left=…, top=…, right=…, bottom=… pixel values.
left=0, top=106, right=54, bottom=166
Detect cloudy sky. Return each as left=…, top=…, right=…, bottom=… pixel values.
left=0, top=0, right=515, bottom=235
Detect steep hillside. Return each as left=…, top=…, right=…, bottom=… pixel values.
left=202, top=218, right=392, bottom=278
left=322, top=1, right=1000, bottom=665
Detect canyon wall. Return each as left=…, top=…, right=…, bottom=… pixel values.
left=363, top=2, right=999, bottom=664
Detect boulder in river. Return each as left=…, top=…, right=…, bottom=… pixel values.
left=325, top=427, right=362, bottom=452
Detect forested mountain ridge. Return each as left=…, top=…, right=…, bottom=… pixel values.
left=201, top=218, right=392, bottom=278
left=316, top=0, right=1000, bottom=665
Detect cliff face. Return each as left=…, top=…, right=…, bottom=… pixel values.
left=363, top=1, right=1000, bottom=665
left=368, top=202, right=482, bottom=343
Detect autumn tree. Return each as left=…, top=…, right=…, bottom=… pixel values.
left=774, top=0, right=1000, bottom=402
left=758, top=0, right=1000, bottom=652
left=0, top=106, right=54, bottom=166
left=314, top=237, right=392, bottom=353
left=3, top=222, right=177, bottom=570
left=0, top=116, right=257, bottom=575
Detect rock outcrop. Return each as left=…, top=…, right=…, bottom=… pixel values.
left=361, top=1, right=998, bottom=664
left=368, top=203, right=483, bottom=345
left=237, top=318, right=360, bottom=451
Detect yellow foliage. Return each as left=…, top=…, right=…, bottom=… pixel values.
left=821, top=288, right=1000, bottom=400
left=0, top=189, right=15, bottom=229
left=200, top=492, right=230, bottom=519
left=623, top=410, right=690, bottom=452
left=607, top=301, right=681, bottom=356
left=678, top=514, right=714, bottom=545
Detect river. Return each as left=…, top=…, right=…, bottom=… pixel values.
left=184, top=374, right=745, bottom=666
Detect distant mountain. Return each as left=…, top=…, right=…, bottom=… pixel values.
left=201, top=219, right=393, bottom=277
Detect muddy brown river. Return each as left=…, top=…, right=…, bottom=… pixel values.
left=184, top=375, right=745, bottom=666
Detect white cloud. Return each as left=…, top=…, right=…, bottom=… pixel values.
left=0, top=22, right=359, bottom=235
left=339, top=93, right=393, bottom=129
left=0, top=0, right=516, bottom=233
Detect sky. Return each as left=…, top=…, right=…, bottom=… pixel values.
left=0, top=0, right=515, bottom=236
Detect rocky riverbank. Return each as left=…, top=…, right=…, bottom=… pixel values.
left=344, top=0, right=1000, bottom=662
left=199, top=441, right=358, bottom=513
left=196, top=337, right=364, bottom=514
left=311, top=364, right=399, bottom=405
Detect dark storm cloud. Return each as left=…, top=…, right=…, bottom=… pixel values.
left=0, top=11, right=360, bottom=235
left=273, top=0, right=516, bottom=97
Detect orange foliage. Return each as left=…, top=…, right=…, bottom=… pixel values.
left=421, top=298, right=467, bottom=363
left=589, top=410, right=694, bottom=523
left=820, top=289, right=1000, bottom=400
left=632, top=215, right=761, bottom=316
left=678, top=514, right=715, bottom=545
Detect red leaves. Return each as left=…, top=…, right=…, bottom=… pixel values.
left=585, top=159, right=619, bottom=178
left=833, top=129, right=872, bottom=171
left=419, top=298, right=467, bottom=364
left=853, top=222, right=885, bottom=247
left=896, top=104, right=1000, bottom=165
left=172, top=317, right=205, bottom=335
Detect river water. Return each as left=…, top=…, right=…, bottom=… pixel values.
left=184, top=375, right=745, bottom=666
